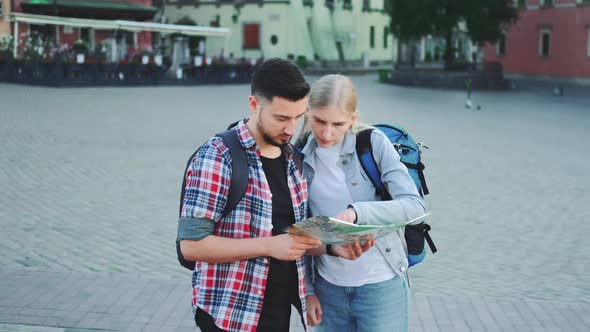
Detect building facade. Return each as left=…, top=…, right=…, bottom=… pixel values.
left=163, top=0, right=395, bottom=66
left=9, top=0, right=158, bottom=61
left=484, top=0, right=590, bottom=79
left=0, top=0, right=11, bottom=35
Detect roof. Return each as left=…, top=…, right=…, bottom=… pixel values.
left=10, top=13, right=232, bottom=38
left=21, top=0, right=158, bottom=20
left=24, top=0, right=157, bottom=12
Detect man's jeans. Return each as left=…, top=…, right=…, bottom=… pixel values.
left=314, top=273, right=409, bottom=332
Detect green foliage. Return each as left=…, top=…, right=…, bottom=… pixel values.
left=22, top=32, right=44, bottom=63
left=386, top=0, right=517, bottom=65
left=72, top=39, right=88, bottom=54
left=0, top=35, right=14, bottom=53
left=465, top=0, right=518, bottom=45
left=296, top=55, right=308, bottom=69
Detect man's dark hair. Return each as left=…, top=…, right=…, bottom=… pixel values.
left=251, top=58, right=310, bottom=102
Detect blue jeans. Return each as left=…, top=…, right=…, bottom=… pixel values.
left=314, top=273, right=410, bottom=332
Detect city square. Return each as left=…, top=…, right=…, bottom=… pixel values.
left=1, top=76, right=589, bottom=331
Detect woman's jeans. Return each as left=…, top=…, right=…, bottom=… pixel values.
left=314, top=273, right=410, bottom=332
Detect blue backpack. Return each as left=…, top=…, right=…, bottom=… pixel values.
left=356, top=124, right=437, bottom=267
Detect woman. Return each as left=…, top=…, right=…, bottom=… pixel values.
left=299, top=74, right=426, bottom=332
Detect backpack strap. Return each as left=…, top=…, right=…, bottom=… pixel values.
left=216, top=129, right=249, bottom=218
left=178, top=129, right=248, bottom=219
left=355, top=129, right=392, bottom=200
left=291, top=145, right=304, bottom=175
left=404, top=161, right=429, bottom=196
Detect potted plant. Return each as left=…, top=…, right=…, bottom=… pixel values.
left=0, top=35, right=14, bottom=63
left=72, top=40, right=88, bottom=63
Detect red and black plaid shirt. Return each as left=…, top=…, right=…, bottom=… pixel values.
left=181, top=121, right=309, bottom=331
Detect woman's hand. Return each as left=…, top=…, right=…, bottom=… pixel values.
left=306, top=295, right=323, bottom=326
left=332, top=240, right=374, bottom=260
left=334, top=208, right=357, bottom=224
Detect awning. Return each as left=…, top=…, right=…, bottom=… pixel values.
left=10, top=13, right=232, bottom=37
left=21, top=0, right=158, bottom=20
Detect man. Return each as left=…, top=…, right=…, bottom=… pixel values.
left=177, top=58, right=322, bottom=331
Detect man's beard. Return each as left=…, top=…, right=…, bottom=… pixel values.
left=258, top=118, right=290, bottom=147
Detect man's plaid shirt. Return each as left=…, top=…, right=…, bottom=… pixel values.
left=181, top=121, right=309, bottom=331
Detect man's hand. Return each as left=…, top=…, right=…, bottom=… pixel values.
left=306, top=295, right=322, bottom=326
left=267, top=234, right=321, bottom=261
left=334, top=208, right=357, bottom=224
left=332, top=239, right=375, bottom=260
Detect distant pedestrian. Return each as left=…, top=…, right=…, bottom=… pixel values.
left=465, top=78, right=481, bottom=110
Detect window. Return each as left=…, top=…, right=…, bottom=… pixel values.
left=539, top=28, right=551, bottom=57
left=0, top=2, right=4, bottom=17
left=210, top=15, right=220, bottom=28
left=370, top=26, right=375, bottom=49
left=325, top=0, right=335, bottom=10
left=362, top=0, right=370, bottom=11
left=243, top=23, right=260, bottom=49
left=541, top=0, right=553, bottom=7
left=343, top=0, right=352, bottom=10
left=383, top=26, right=389, bottom=49
left=497, top=32, right=506, bottom=56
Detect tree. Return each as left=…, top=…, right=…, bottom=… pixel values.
left=385, top=0, right=517, bottom=67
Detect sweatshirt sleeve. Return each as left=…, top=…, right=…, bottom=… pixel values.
left=350, top=130, right=426, bottom=226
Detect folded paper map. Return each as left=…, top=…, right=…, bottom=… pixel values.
left=285, top=213, right=431, bottom=245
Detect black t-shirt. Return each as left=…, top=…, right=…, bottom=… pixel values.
left=257, top=152, right=301, bottom=331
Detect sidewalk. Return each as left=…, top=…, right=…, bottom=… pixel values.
left=1, top=269, right=589, bottom=332
left=1, top=78, right=589, bottom=332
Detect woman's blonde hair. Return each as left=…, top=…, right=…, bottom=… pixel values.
left=296, top=74, right=361, bottom=145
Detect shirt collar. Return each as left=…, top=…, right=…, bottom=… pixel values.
left=235, top=119, right=257, bottom=150
left=236, top=119, right=296, bottom=157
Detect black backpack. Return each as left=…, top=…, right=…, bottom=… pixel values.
left=176, top=127, right=303, bottom=271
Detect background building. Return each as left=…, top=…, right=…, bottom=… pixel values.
left=10, top=0, right=158, bottom=62
left=0, top=0, right=11, bottom=35
left=163, top=0, right=395, bottom=67
left=484, top=0, right=590, bottom=80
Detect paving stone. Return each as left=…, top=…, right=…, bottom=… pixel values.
left=1, top=78, right=589, bottom=331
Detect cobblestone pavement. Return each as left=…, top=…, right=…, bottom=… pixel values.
left=1, top=269, right=589, bottom=332
left=1, top=77, right=589, bottom=331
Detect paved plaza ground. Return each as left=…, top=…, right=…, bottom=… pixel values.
left=0, top=77, right=589, bottom=331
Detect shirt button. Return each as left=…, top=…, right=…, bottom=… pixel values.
left=258, top=290, right=263, bottom=295
left=401, top=266, right=407, bottom=272
left=385, top=248, right=391, bottom=253
left=342, top=160, right=348, bottom=165
left=269, top=193, right=273, bottom=198
left=262, top=258, right=268, bottom=264
left=351, top=181, right=357, bottom=186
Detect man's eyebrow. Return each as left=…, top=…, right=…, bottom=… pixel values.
left=275, top=110, right=306, bottom=119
